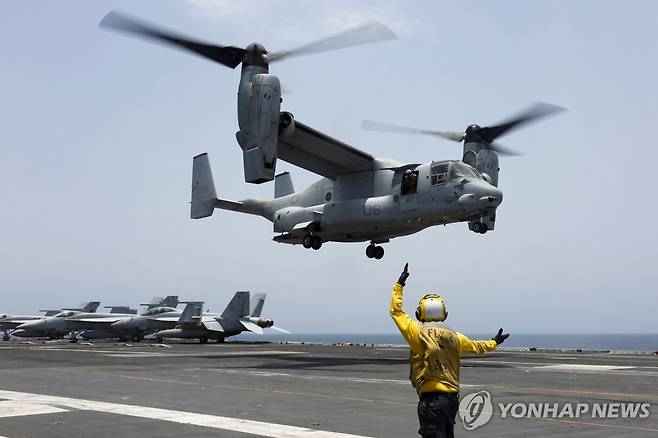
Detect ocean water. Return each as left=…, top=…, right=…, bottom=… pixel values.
left=235, top=333, right=658, bottom=352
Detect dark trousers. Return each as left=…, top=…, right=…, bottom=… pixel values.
left=417, top=392, right=459, bottom=438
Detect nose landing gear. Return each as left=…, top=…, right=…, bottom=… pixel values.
left=302, top=234, right=323, bottom=250
left=366, top=244, right=385, bottom=259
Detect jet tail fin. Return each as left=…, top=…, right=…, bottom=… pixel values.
left=250, top=293, right=267, bottom=317
left=63, top=302, right=100, bottom=313
left=105, top=306, right=137, bottom=314
left=160, top=296, right=179, bottom=308
left=178, top=302, right=204, bottom=325
left=274, top=172, right=295, bottom=198
left=221, top=291, right=250, bottom=320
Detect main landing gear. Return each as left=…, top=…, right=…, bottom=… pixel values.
left=366, top=244, right=385, bottom=260
left=302, top=234, right=322, bottom=250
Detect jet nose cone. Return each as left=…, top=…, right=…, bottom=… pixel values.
left=17, top=320, right=41, bottom=330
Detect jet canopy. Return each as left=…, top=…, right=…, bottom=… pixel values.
left=143, top=306, right=177, bottom=316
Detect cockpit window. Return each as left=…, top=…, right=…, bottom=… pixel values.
left=450, top=162, right=481, bottom=180
left=431, top=163, right=450, bottom=186
left=56, top=311, right=74, bottom=318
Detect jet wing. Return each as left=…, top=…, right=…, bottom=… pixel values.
left=201, top=317, right=224, bottom=332
left=148, top=316, right=181, bottom=322
left=70, top=317, right=124, bottom=324
left=278, top=118, right=374, bottom=179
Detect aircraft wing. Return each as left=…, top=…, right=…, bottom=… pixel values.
left=148, top=316, right=181, bottom=322
left=201, top=317, right=224, bottom=332
left=278, top=118, right=374, bottom=179
left=70, top=317, right=124, bottom=324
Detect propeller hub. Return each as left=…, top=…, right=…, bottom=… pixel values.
left=245, top=42, right=269, bottom=67
left=464, top=124, right=483, bottom=143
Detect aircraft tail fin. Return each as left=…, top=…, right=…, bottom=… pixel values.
left=191, top=153, right=266, bottom=219
left=178, top=302, right=204, bottom=325
left=221, top=291, right=250, bottom=320
left=141, top=297, right=163, bottom=309
left=191, top=153, right=218, bottom=219
left=160, top=296, right=179, bottom=308
left=250, top=293, right=267, bottom=317
left=105, top=306, right=137, bottom=314
left=70, top=301, right=100, bottom=313
left=274, top=172, right=295, bottom=198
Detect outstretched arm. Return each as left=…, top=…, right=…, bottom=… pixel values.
left=390, top=264, right=422, bottom=353
left=458, top=328, right=509, bottom=356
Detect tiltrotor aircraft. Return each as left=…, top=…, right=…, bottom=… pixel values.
left=101, top=12, right=563, bottom=259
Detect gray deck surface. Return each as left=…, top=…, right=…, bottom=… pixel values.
left=0, top=341, right=656, bottom=437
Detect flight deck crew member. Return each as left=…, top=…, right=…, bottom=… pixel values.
left=390, top=263, right=509, bottom=438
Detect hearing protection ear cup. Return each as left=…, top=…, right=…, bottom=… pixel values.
left=415, top=307, right=421, bottom=321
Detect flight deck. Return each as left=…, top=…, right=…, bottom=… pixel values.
left=0, top=341, right=656, bottom=437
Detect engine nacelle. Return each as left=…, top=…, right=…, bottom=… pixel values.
left=475, top=149, right=499, bottom=187
left=273, top=206, right=318, bottom=233
left=236, top=73, right=281, bottom=184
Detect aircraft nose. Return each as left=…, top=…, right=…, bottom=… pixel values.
left=17, top=320, right=43, bottom=330
left=111, top=319, right=130, bottom=330
left=481, top=186, right=503, bottom=206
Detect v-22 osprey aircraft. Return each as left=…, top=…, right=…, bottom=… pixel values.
left=101, top=12, right=563, bottom=259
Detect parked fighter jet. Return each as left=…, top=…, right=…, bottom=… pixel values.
left=11, top=302, right=101, bottom=339
left=157, top=292, right=287, bottom=344
left=65, top=296, right=180, bottom=342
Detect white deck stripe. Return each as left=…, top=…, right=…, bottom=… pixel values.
left=0, top=390, right=371, bottom=438
left=0, top=400, right=68, bottom=418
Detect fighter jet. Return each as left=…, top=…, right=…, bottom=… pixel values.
left=157, top=292, right=288, bottom=344
left=11, top=302, right=101, bottom=339
left=71, top=296, right=180, bottom=342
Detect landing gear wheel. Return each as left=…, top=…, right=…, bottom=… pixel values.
left=2, top=333, right=9, bottom=342
left=366, top=244, right=376, bottom=258
left=199, top=336, right=208, bottom=344
left=374, top=246, right=385, bottom=259
left=311, top=236, right=322, bottom=250
left=479, top=227, right=488, bottom=234
left=302, top=235, right=313, bottom=249
left=472, top=222, right=482, bottom=233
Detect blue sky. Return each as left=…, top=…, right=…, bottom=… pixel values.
left=1, top=0, right=657, bottom=333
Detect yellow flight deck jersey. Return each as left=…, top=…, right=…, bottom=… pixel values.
left=390, top=283, right=497, bottom=394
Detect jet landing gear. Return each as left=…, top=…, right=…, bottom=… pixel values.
left=366, top=244, right=385, bottom=260
left=302, top=234, right=322, bottom=250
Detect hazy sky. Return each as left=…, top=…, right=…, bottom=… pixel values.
left=2, top=1, right=657, bottom=334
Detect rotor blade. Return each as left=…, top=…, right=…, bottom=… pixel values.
left=100, top=11, right=246, bottom=68
left=479, top=102, right=565, bottom=143
left=362, top=120, right=464, bottom=142
left=488, top=142, right=523, bottom=156
left=268, top=21, right=396, bottom=62
left=269, top=326, right=291, bottom=334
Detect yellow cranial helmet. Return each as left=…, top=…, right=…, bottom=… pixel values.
left=415, top=294, right=448, bottom=322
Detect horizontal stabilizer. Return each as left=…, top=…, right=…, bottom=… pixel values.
left=239, top=318, right=263, bottom=335
left=202, top=318, right=225, bottom=332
